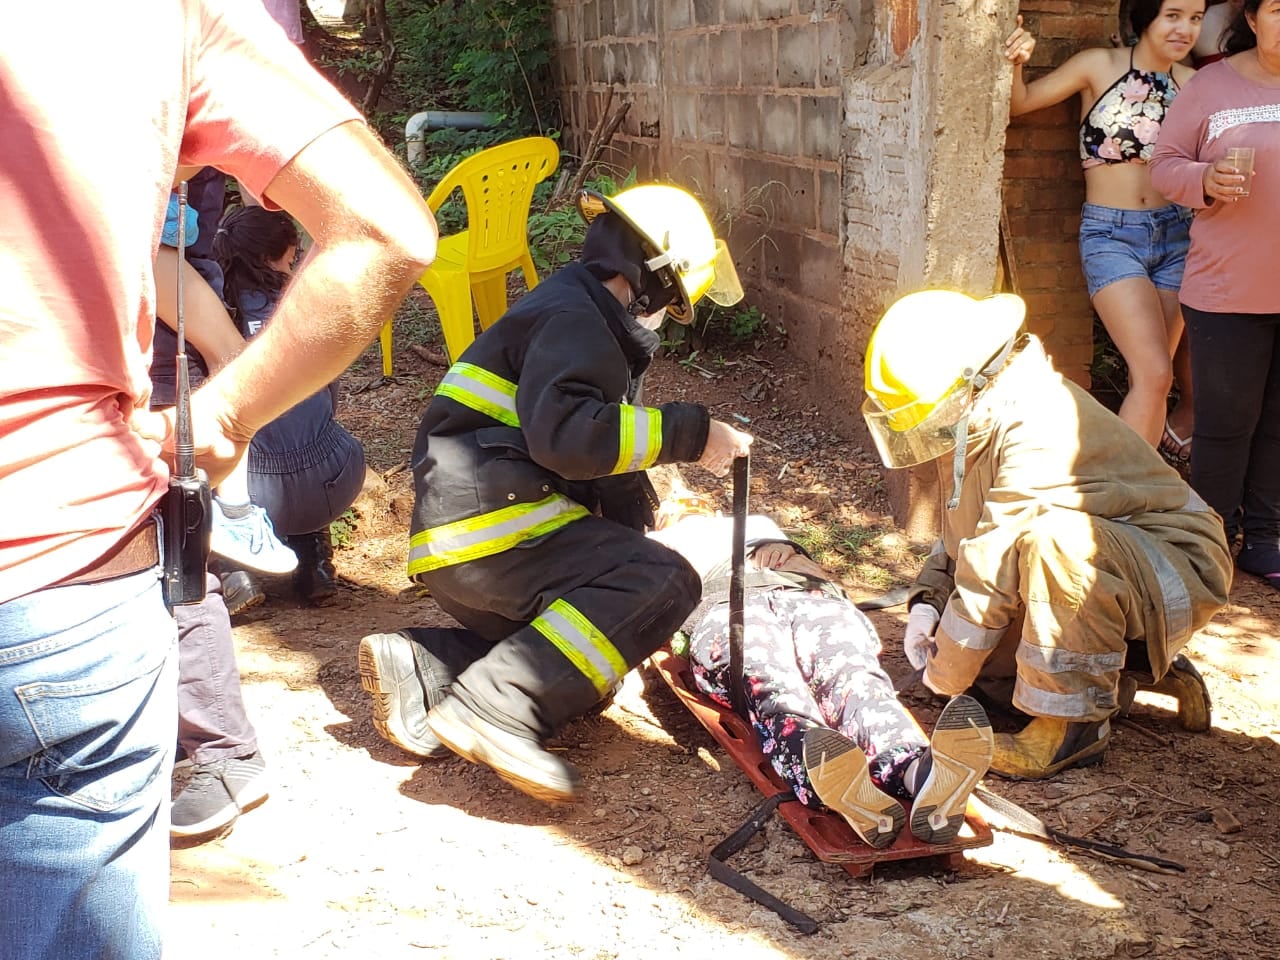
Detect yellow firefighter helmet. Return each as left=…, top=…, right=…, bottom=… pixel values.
left=862, top=290, right=1026, bottom=468
left=577, top=184, right=743, bottom=324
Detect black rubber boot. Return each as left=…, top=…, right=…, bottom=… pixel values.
left=288, top=531, right=337, bottom=603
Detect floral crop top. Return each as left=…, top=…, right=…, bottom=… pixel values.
left=1079, top=48, right=1179, bottom=168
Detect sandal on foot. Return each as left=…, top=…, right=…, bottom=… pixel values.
left=1159, top=421, right=1192, bottom=467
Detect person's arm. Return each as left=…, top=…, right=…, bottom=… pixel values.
left=1004, top=15, right=1100, bottom=117
left=1150, top=74, right=1243, bottom=207
left=160, top=120, right=437, bottom=484
left=516, top=310, right=724, bottom=479
left=152, top=246, right=245, bottom=372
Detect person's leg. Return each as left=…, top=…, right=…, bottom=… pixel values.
left=172, top=572, right=267, bottom=840
left=423, top=517, right=701, bottom=801
left=249, top=406, right=366, bottom=602
left=1166, top=328, right=1194, bottom=464
left=176, top=573, right=258, bottom=764
left=1184, top=305, right=1272, bottom=544
left=359, top=626, right=493, bottom=758
left=687, top=591, right=907, bottom=848
left=1153, top=206, right=1194, bottom=458
left=1092, top=277, right=1175, bottom=447
left=1237, top=312, right=1280, bottom=566
left=787, top=595, right=927, bottom=789
left=1078, top=204, right=1175, bottom=447
left=0, top=570, right=175, bottom=960
left=686, top=593, right=830, bottom=800
left=994, top=512, right=1137, bottom=779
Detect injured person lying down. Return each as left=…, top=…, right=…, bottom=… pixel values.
left=359, top=468, right=995, bottom=850
left=647, top=479, right=993, bottom=849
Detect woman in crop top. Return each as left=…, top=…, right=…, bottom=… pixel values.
left=1003, top=0, right=1203, bottom=455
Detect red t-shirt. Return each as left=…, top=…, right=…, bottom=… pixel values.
left=0, top=0, right=360, bottom=602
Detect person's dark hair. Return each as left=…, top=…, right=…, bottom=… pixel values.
left=1129, top=0, right=1172, bottom=40
left=212, top=206, right=299, bottom=324
left=1224, top=0, right=1262, bottom=54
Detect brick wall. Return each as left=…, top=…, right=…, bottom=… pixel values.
left=551, top=0, right=844, bottom=351
left=1002, top=0, right=1118, bottom=386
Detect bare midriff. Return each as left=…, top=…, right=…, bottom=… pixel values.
left=1083, top=161, right=1176, bottom=210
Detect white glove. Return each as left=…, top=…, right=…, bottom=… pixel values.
left=904, top=603, right=941, bottom=670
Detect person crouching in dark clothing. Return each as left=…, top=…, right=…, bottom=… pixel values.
left=358, top=184, right=753, bottom=802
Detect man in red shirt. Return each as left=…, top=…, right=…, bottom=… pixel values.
left=0, top=3, right=437, bottom=957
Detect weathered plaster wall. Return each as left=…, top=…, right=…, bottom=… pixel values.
left=551, top=0, right=1026, bottom=536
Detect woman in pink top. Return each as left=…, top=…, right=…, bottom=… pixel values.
left=1150, top=0, right=1280, bottom=584
left=1004, top=1, right=1204, bottom=454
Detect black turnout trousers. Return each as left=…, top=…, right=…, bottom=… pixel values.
left=418, top=514, right=700, bottom=739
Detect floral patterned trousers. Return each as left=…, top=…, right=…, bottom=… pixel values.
left=688, top=588, right=927, bottom=807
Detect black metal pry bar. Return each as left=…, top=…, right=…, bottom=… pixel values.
left=728, top=455, right=749, bottom=718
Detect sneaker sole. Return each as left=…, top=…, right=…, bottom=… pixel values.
left=223, top=574, right=266, bottom=617
left=426, top=700, right=579, bottom=804
left=911, top=695, right=993, bottom=844
left=170, top=791, right=242, bottom=840
left=358, top=634, right=446, bottom=759
left=231, top=781, right=270, bottom=815
left=803, top=727, right=905, bottom=849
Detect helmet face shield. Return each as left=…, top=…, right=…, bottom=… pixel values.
left=862, top=380, right=973, bottom=469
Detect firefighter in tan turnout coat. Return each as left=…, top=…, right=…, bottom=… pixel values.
left=862, top=291, right=1232, bottom=779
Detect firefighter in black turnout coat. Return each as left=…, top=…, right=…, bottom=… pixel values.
left=358, top=184, right=753, bottom=802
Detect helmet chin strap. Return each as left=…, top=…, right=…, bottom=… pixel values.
left=945, top=335, right=1022, bottom=511
left=946, top=408, right=973, bottom=511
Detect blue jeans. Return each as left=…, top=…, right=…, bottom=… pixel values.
left=0, top=569, right=176, bottom=960
left=1078, top=203, right=1192, bottom=299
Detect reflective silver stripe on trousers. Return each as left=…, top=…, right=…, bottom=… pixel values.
left=408, top=496, right=583, bottom=570
left=1015, top=683, right=1115, bottom=717
left=1018, top=645, right=1125, bottom=676
left=940, top=605, right=1007, bottom=651
left=1122, top=523, right=1194, bottom=649
left=534, top=601, right=625, bottom=695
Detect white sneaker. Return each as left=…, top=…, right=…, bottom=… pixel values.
left=209, top=499, right=297, bottom=574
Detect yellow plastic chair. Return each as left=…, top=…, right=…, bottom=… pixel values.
left=380, top=136, right=560, bottom=374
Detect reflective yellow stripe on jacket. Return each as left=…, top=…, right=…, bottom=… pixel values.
left=407, top=494, right=588, bottom=576
left=613, top=404, right=662, bottom=474
left=436, top=362, right=520, bottom=427
left=532, top=598, right=627, bottom=696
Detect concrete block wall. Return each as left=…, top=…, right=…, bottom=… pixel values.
left=1001, top=0, right=1118, bottom=386
left=551, top=0, right=844, bottom=359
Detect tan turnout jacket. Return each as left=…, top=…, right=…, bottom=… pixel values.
left=909, top=337, right=1231, bottom=720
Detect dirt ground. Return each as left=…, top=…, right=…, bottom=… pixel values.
left=169, top=294, right=1280, bottom=960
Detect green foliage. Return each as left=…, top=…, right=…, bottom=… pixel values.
left=318, top=46, right=384, bottom=82
left=524, top=169, right=637, bottom=275
left=389, top=0, right=556, bottom=133
left=526, top=199, right=582, bottom=274
left=329, top=508, right=359, bottom=550
left=790, top=521, right=902, bottom=589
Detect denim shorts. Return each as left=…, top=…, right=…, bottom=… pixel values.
left=1078, top=203, right=1193, bottom=298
